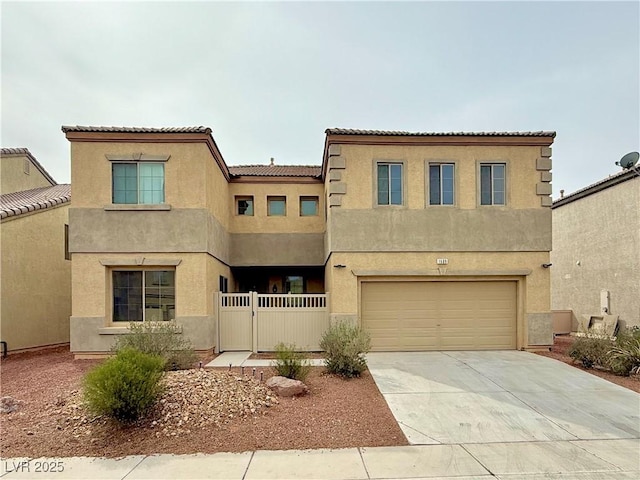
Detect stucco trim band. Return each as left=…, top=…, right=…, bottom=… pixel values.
left=103, top=204, right=172, bottom=211
left=105, top=154, right=171, bottom=162
left=99, top=258, right=182, bottom=266
left=351, top=269, right=532, bottom=277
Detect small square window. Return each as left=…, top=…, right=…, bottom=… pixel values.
left=236, top=196, right=254, bottom=216
left=300, top=196, right=318, bottom=216
left=267, top=196, right=286, bottom=216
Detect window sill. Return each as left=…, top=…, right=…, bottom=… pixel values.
left=98, top=323, right=181, bottom=335
left=104, top=204, right=172, bottom=211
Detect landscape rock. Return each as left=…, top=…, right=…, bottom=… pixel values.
left=266, top=376, right=309, bottom=397
left=0, top=396, right=20, bottom=413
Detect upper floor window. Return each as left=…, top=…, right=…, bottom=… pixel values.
left=113, top=269, right=175, bottom=322
left=377, top=163, right=402, bottom=205
left=480, top=163, right=505, bottom=206
left=236, top=196, right=254, bottom=216
left=300, top=196, right=319, bottom=216
left=112, top=163, right=164, bottom=204
left=429, top=163, right=455, bottom=205
left=267, top=196, right=286, bottom=216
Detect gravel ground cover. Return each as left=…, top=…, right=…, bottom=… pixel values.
left=535, top=334, right=640, bottom=393
left=0, top=347, right=407, bottom=458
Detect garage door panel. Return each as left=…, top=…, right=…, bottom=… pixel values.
left=362, top=281, right=517, bottom=351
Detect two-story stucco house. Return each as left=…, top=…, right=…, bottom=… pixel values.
left=1, top=148, right=71, bottom=353
left=62, top=126, right=555, bottom=357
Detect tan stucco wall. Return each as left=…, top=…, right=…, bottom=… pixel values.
left=70, top=251, right=230, bottom=353
left=1, top=154, right=53, bottom=194
left=70, top=142, right=226, bottom=213
left=0, top=205, right=71, bottom=351
left=72, top=252, right=217, bottom=319
left=229, top=182, right=324, bottom=234
left=333, top=144, right=543, bottom=210
left=551, top=177, right=640, bottom=328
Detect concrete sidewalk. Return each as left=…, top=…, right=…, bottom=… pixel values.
left=2, top=440, right=639, bottom=479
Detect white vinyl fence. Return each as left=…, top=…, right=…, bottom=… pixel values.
left=216, top=292, right=330, bottom=352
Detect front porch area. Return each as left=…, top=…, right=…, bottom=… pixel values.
left=231, top=266, right=324, bottom=294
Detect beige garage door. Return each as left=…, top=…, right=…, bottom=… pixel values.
left=362, top=281, right=517, bottom=351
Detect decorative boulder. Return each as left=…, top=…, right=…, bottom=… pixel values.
left=266, top=376, right=309, bottom=397
left=0, top=396, right=20, bottom=413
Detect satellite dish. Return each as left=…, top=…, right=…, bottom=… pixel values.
left=616, top=151, right=639, bottom=169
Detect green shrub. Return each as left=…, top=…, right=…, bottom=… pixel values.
left=320, top=321, right=371, bottom=378
left=83, top=348, right=165, bottom=423
left=568, top=335, right=613, bottom=369
left=113, top=320, right=197, bottom=370
left=608, top=327, right=640, bottom=376
left=273, top=343, right=312, bottom=381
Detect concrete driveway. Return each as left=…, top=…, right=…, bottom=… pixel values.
left=367, top=350, right=640, bottom=477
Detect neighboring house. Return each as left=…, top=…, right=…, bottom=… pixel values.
left=551, top=169, right=639, bottom=331
left=0, top=148, right=71, bottom=353
left=63, top=126, right=555, bottom=356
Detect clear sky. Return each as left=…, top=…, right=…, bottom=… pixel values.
left=2, top=1, right=638, bottom=197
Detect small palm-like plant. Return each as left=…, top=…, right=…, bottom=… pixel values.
left=608, top=337, right=640, bottom=376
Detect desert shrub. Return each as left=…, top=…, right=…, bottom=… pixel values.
left=608, top=327, right=640, bottom=376
left=83, top=348, right=165, bottom=423
left=320, top=321, right=371, bottom=378
left=568, top=335, right=613, bottom=369
left=113, top=320, right=197, bottom=370
left=273, top=343, right=312, bottom=381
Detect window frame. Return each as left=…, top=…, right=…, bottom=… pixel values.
left=299, top=196, right=319, bottom=216
left=106, top=154, right=169, bottom=208
left=111, top=268, right=176, bottom=323
left=235, top=196, right=254, bottom=216
left=428, top=162, right=456, bottom=206
left=479, top=162, right=507, bottom=206
left=112, top=162, right=165, bottom=205
left=267, top=196, right=287, bottom=216
left=219, top=275, right=229, bottom=293
left=375, top=161, right=405, bottom=207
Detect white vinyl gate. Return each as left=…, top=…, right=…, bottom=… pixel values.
left=216, top=292, right=330, bottom=352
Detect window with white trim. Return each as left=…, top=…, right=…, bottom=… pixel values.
left=113, top=270, right=175, bottom=322
left=377, top=163, right=403, bottom=205
left=112, top=163, right=165, bottom=204
left=429, top=163, right=455, bottom=205
left=480, top=163, right=506, bottom=205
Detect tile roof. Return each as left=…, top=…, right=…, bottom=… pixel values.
left=0, top=184, right=71, bottom=219
left=229, top=165, right=322, bottom=177
left=0, top=148, right=57, bottom=186
left=326, top=128, right=556, bottom=137
left=61, top=126, right=211, bottom=134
